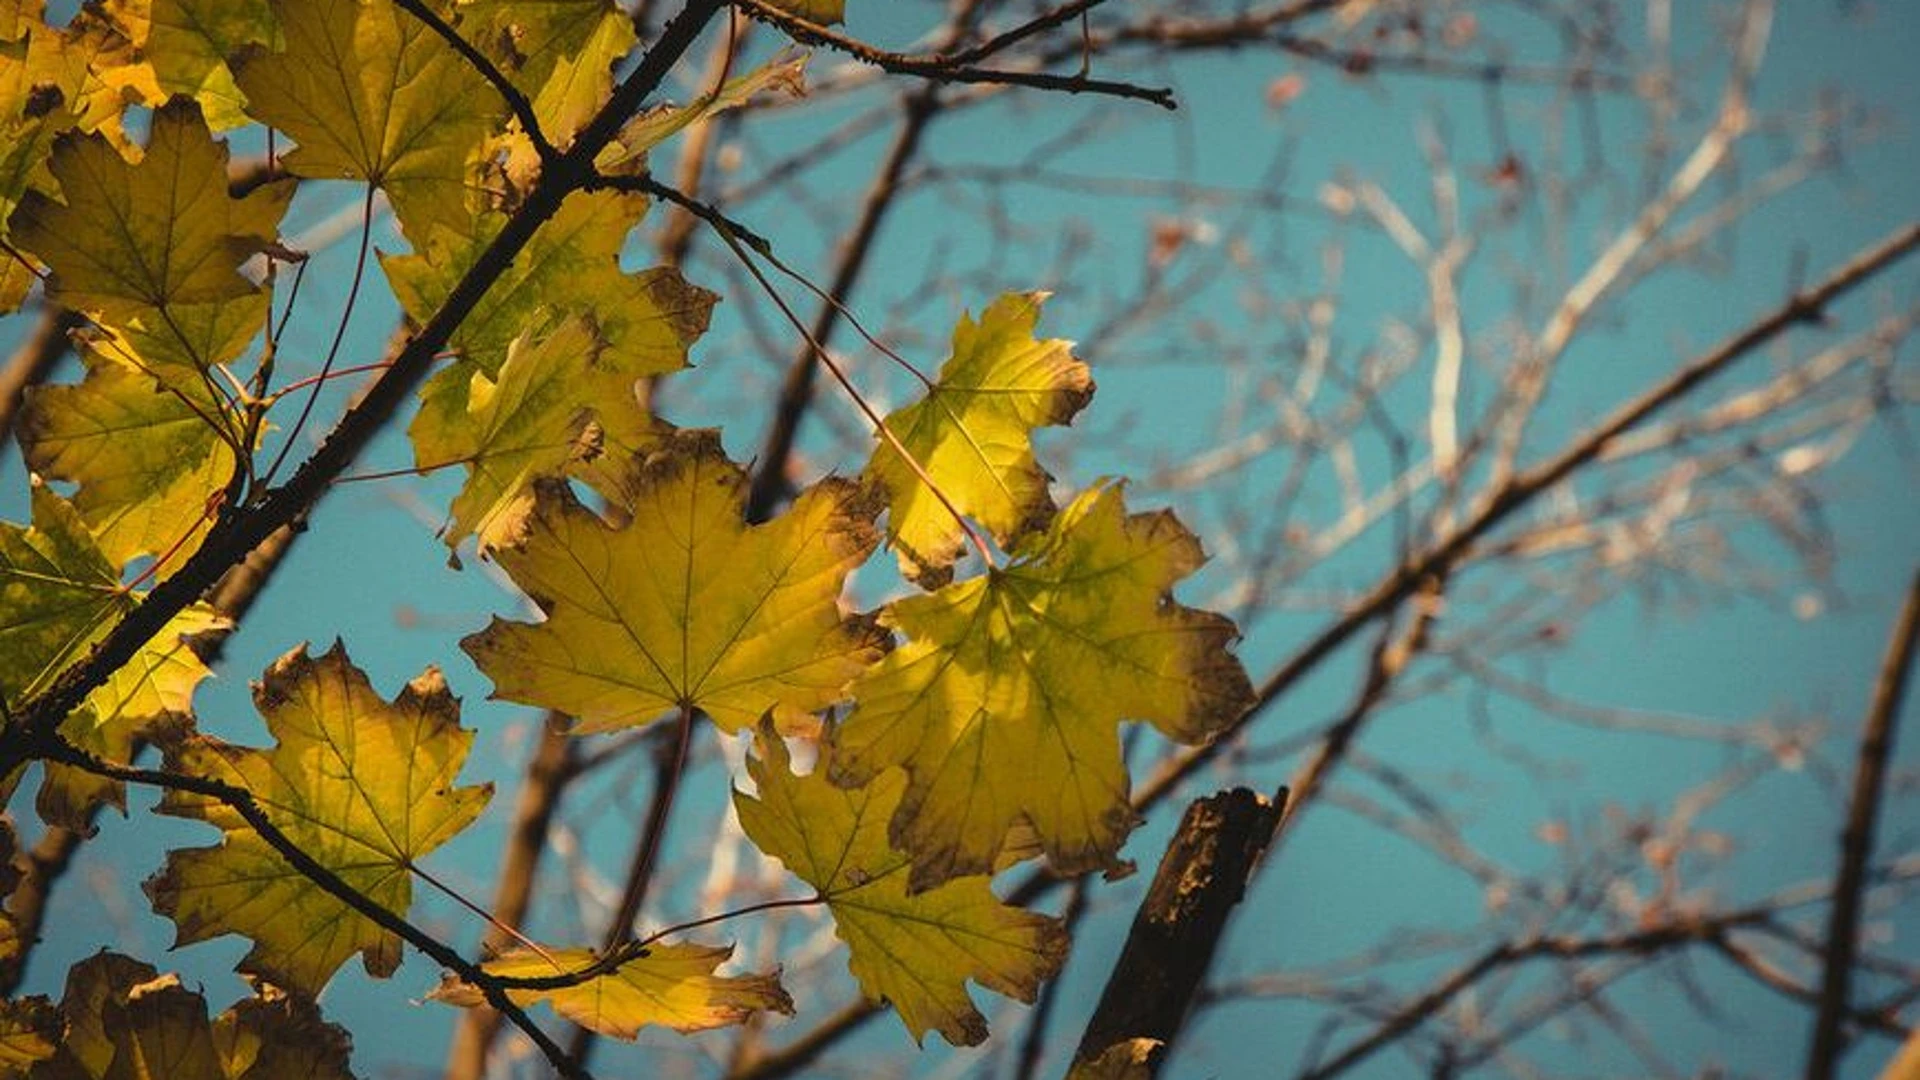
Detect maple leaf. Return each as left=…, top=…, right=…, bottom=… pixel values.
left=868, top=292, right=1093, bottom=588
left=0, top=485, right=222, bottom=710
left=16, top=5, right=163, bottom=139
left=0, top=486, right=224, bottom=832
left=98, top=0, right=275, bottom=130
left=735, top=729, right=1067, bottom=1046
left=381, top=188, right=715, bottom=381
left=23, top=951, right=355, bottom=1079
left=145, top=642, right=491, bottom=996
left=410, top=317, right=663, bottom=555
left=19, top=351, right=241, bottom=566
left=233, top=0, right=503, bottom=241
left=603, top=51, right=810, bottom=170
left=0, top=33, right=74, bottom=315
left=463, top=430, right=887, bottom=735
left=5, top=97, right=291, bottom=322
left=832, top=481, right=1254, bottom=890
left=430, top=942, right=792, bottom=1039
left=478, top=1, right=636, bottom=186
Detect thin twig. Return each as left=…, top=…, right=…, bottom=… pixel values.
left=392, top=0, right=558, bottom=164
left=34, top=732, right=595, bottom=1080
left=730, top=0, right=1176, bottom=109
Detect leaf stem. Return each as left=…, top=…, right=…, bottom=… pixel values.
left=33, top=731, right=596, bottom=1079
left=711, top=221, right=998, bottom=568
left=411, top=861, right=561, bottom=966
left=259, top=183, right=379, bottom=492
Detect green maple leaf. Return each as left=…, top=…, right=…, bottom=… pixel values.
left=463, top=430, right=887, bottom=735
left=6, top=97, right=292, bottom=321
left=833, top=481, right=1255, bottom=890
left=736, top=729, right=1067, bottom=1045
left=146, top=642, right=491, bottom=996
left=868, top=292, right=1094, bottom=587
left=233, top=0, right=503, bottom=241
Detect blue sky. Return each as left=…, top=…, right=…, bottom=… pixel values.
left=3, top=2, right=1916, bottom=1078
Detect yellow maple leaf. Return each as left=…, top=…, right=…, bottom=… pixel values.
left=0, top=33, right=73, bottom=316
left=97, top=0, right=273, bottom=130
left=477, top=2, right=636, bottom=186
left=0, top=486, right=225, bottom=833
left=456, top=0, right=614, bottom=84
left=0, top=481, right=224, bottom=744
left=146, top=0, right=275, bottom=130
left=464, top=429, right=887, bottom=735
left=145, top=642, right=491, bottom=996
left=735, top=729, right=1067, bottom=1046
left=410, top=317, right=661, bottom=555
left=233, top=0, right=503, bottom=241
left=17, top=5, right=163, bottom=139
left=431, top=942, right=792, bottom=1039
left=5, top=97, right=291, bottom=321
left=833, top=481, right=1254, bottom=890
left=19, top=352, right=240, bottom=566
left=381, top=188, right=714, bottom=380
left=868, top=292, right=1094, bottom=587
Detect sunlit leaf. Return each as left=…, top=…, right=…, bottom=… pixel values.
left=463, top=429, right=887, bottom=735
left=19, top=354, right=240, bottom=566
left=487, top=4, right=635, bottom=186
left=5, top=98, right=291, bottom=321
left=430, top=942, right=792, bottom=1039
left=381, top=188, right=714, bottom=380
left=603, top=51, right=808, bottom=170
left=0, top=484, right=223, bottom=715
left=868, top=292, right=1093, bottom=588
left=736, top=729, right=1067, bottom=1045
left=233, top=0, right=503, bottom=241
left=410, top=316, right=668, bottom=554
left=833, top=482, right=1254, bottom=889
left=0, top=486, right=225, bottom=831
left=116, top=0, right=276, bottom=129
left=146, top=642, right=491, bottom=996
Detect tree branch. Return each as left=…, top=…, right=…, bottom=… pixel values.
left=0, top=0, right=731, bottom=781
left=730, top=0, right=1176, bottom=109
left=1807, top=570, right=1920, bottom=1078
left=33, top=733, right=594, bottom=1079
left=1073, top=786, right=1289, bottom=1076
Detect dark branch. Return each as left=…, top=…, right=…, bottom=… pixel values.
left=1806, top=570, right=1920, bottom=1078
left=1073, top=787, right=1288, bottom=1076
left=391, top=0, right=559, bottom=165
left=34, top=732, right=593, bottom=1079
left=730, top=0, right=1177, bottom=110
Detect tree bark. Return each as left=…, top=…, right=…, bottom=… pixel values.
left=1071, top=786, right=1288, bottom=1077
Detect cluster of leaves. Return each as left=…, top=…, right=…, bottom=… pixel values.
left=0, top=0, right=1251, bottom=1072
